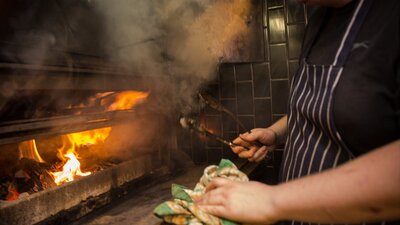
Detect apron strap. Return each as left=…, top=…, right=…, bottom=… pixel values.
left=300, top=0, right=373, bottom=67
left=332, top=0, right=373, bottom=67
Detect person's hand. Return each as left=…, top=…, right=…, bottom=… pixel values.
left=196, top=178, right=278, bottom=224
left=232, top=128, right=277, bottom=162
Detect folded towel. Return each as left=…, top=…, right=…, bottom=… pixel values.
left=154, top=159, right=248, bottom=225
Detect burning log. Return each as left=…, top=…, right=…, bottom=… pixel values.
left=0, top=158, right=55, bottom=201
left=17, top=158, right=54, bottom=191
left=0, top=177, right=12, bottom=201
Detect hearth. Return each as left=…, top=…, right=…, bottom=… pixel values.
left=0, top=69, right=180, bottom=224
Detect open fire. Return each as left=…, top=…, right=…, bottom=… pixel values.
left=49, top=128, right=112, bottom=185
left=0, top=90, right=149, bottom=201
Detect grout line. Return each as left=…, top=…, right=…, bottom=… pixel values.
left=304, top=4, right=309, bottom=25
left=254, top=97, right=272, bottom=100
left=236, top=80, right=252, bottom=83
left=236, top=114, right=256, bottom=117
left=268, top=5, right=284, bottom=10
left=251, top=63, right=256, bottom=130
left=220, top=97, right=236, bottom=100
left=268, top=64, right=274, bottom=127
left=269, top=41, right=288, bottom=46
left=283, top=0, right=290, bottom=81
left=264, top=28, right=269, bottom=62
left=233, top=64, right=239, bottom=135
left=271, top=78, right=290, bottom=81
left=263, top=0, right=268, bottom=61
left=286, top=21, right=306, bottom=26
left=264, top=1, right=270, bottom=62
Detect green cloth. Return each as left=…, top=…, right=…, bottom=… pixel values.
left=154, top=159, right=248, bottom=225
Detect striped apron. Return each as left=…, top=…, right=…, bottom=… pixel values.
left=280, top=0, right=373, bottom=182
left=280, top=0, right=372, bottom=182
left=279, top=1, right=393, bottom=224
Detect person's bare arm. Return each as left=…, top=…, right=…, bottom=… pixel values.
left=198, top=140, right=400, bottom=224
left=266, top=115, right=287, bottom=145
left=272, top=139, right=400, bottom=224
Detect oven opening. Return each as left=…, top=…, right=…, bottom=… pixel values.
left=1, top=90, right=150, bottom=201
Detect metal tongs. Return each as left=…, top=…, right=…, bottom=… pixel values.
left=180, top=117, right=251, bottom=150
left=198, top=92, right=263, bottom=148
left=198, top=92, right=249, bottom=133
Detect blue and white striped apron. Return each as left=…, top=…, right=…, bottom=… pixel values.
left=279, top=0, right=393, bottom=224
left=280, top=0, right=372, bottom=182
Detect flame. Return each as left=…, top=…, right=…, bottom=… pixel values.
left=65, top=91, right=149, bottom=115
left=11, top=90, right=149, bottom=187
left=18, top=140, right=45, bottom=163
left=69, top=127, right=112, bottom=147
left=51, top=152, right=91, bottom=185
left=106, top=91, right=149, bottom=111
left=50, top=91, right=149, bottom=185
left=50, top=128, right=111, bottom=185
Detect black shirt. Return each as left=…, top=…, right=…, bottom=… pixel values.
left=304, top=0, right=400, bottom=156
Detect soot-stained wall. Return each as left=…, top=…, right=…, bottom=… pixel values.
left=178, top=0, right=311, bottom=184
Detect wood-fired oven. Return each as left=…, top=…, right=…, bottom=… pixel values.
left=0, top=0, right=305, bottom=224
left=0, top=1, right=185, bottom=224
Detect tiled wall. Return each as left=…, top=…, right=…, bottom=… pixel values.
left=178, top=0, right=309, bottom=184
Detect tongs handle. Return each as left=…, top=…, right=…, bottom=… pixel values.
left=180, top=117, right=264, bottom=151
left=234, top=138, right=264, bottom=151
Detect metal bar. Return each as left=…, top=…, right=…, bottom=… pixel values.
left=0, top=41, right=104, bottom=59
left=0, top=110, right=138, bottom=145
left=0, top=62, right=134, bottom=77
left=0, top=62, right=172, bottom=91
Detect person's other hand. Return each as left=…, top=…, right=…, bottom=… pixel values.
left=196, top=178, right=277, bottom=224
left=231, top=128, right=277, bottom=162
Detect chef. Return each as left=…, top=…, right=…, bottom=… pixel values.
left=197, top=0, right=400, bottom=224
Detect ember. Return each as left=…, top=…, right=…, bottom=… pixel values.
left=6, top=184, right=19, bottom=201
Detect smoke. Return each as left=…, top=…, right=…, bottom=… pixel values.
left=0, top=0, right=252, bottom=117
left=94, top=0, right=252, bottom=113
left=0, top=0, right=253, bottom=162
